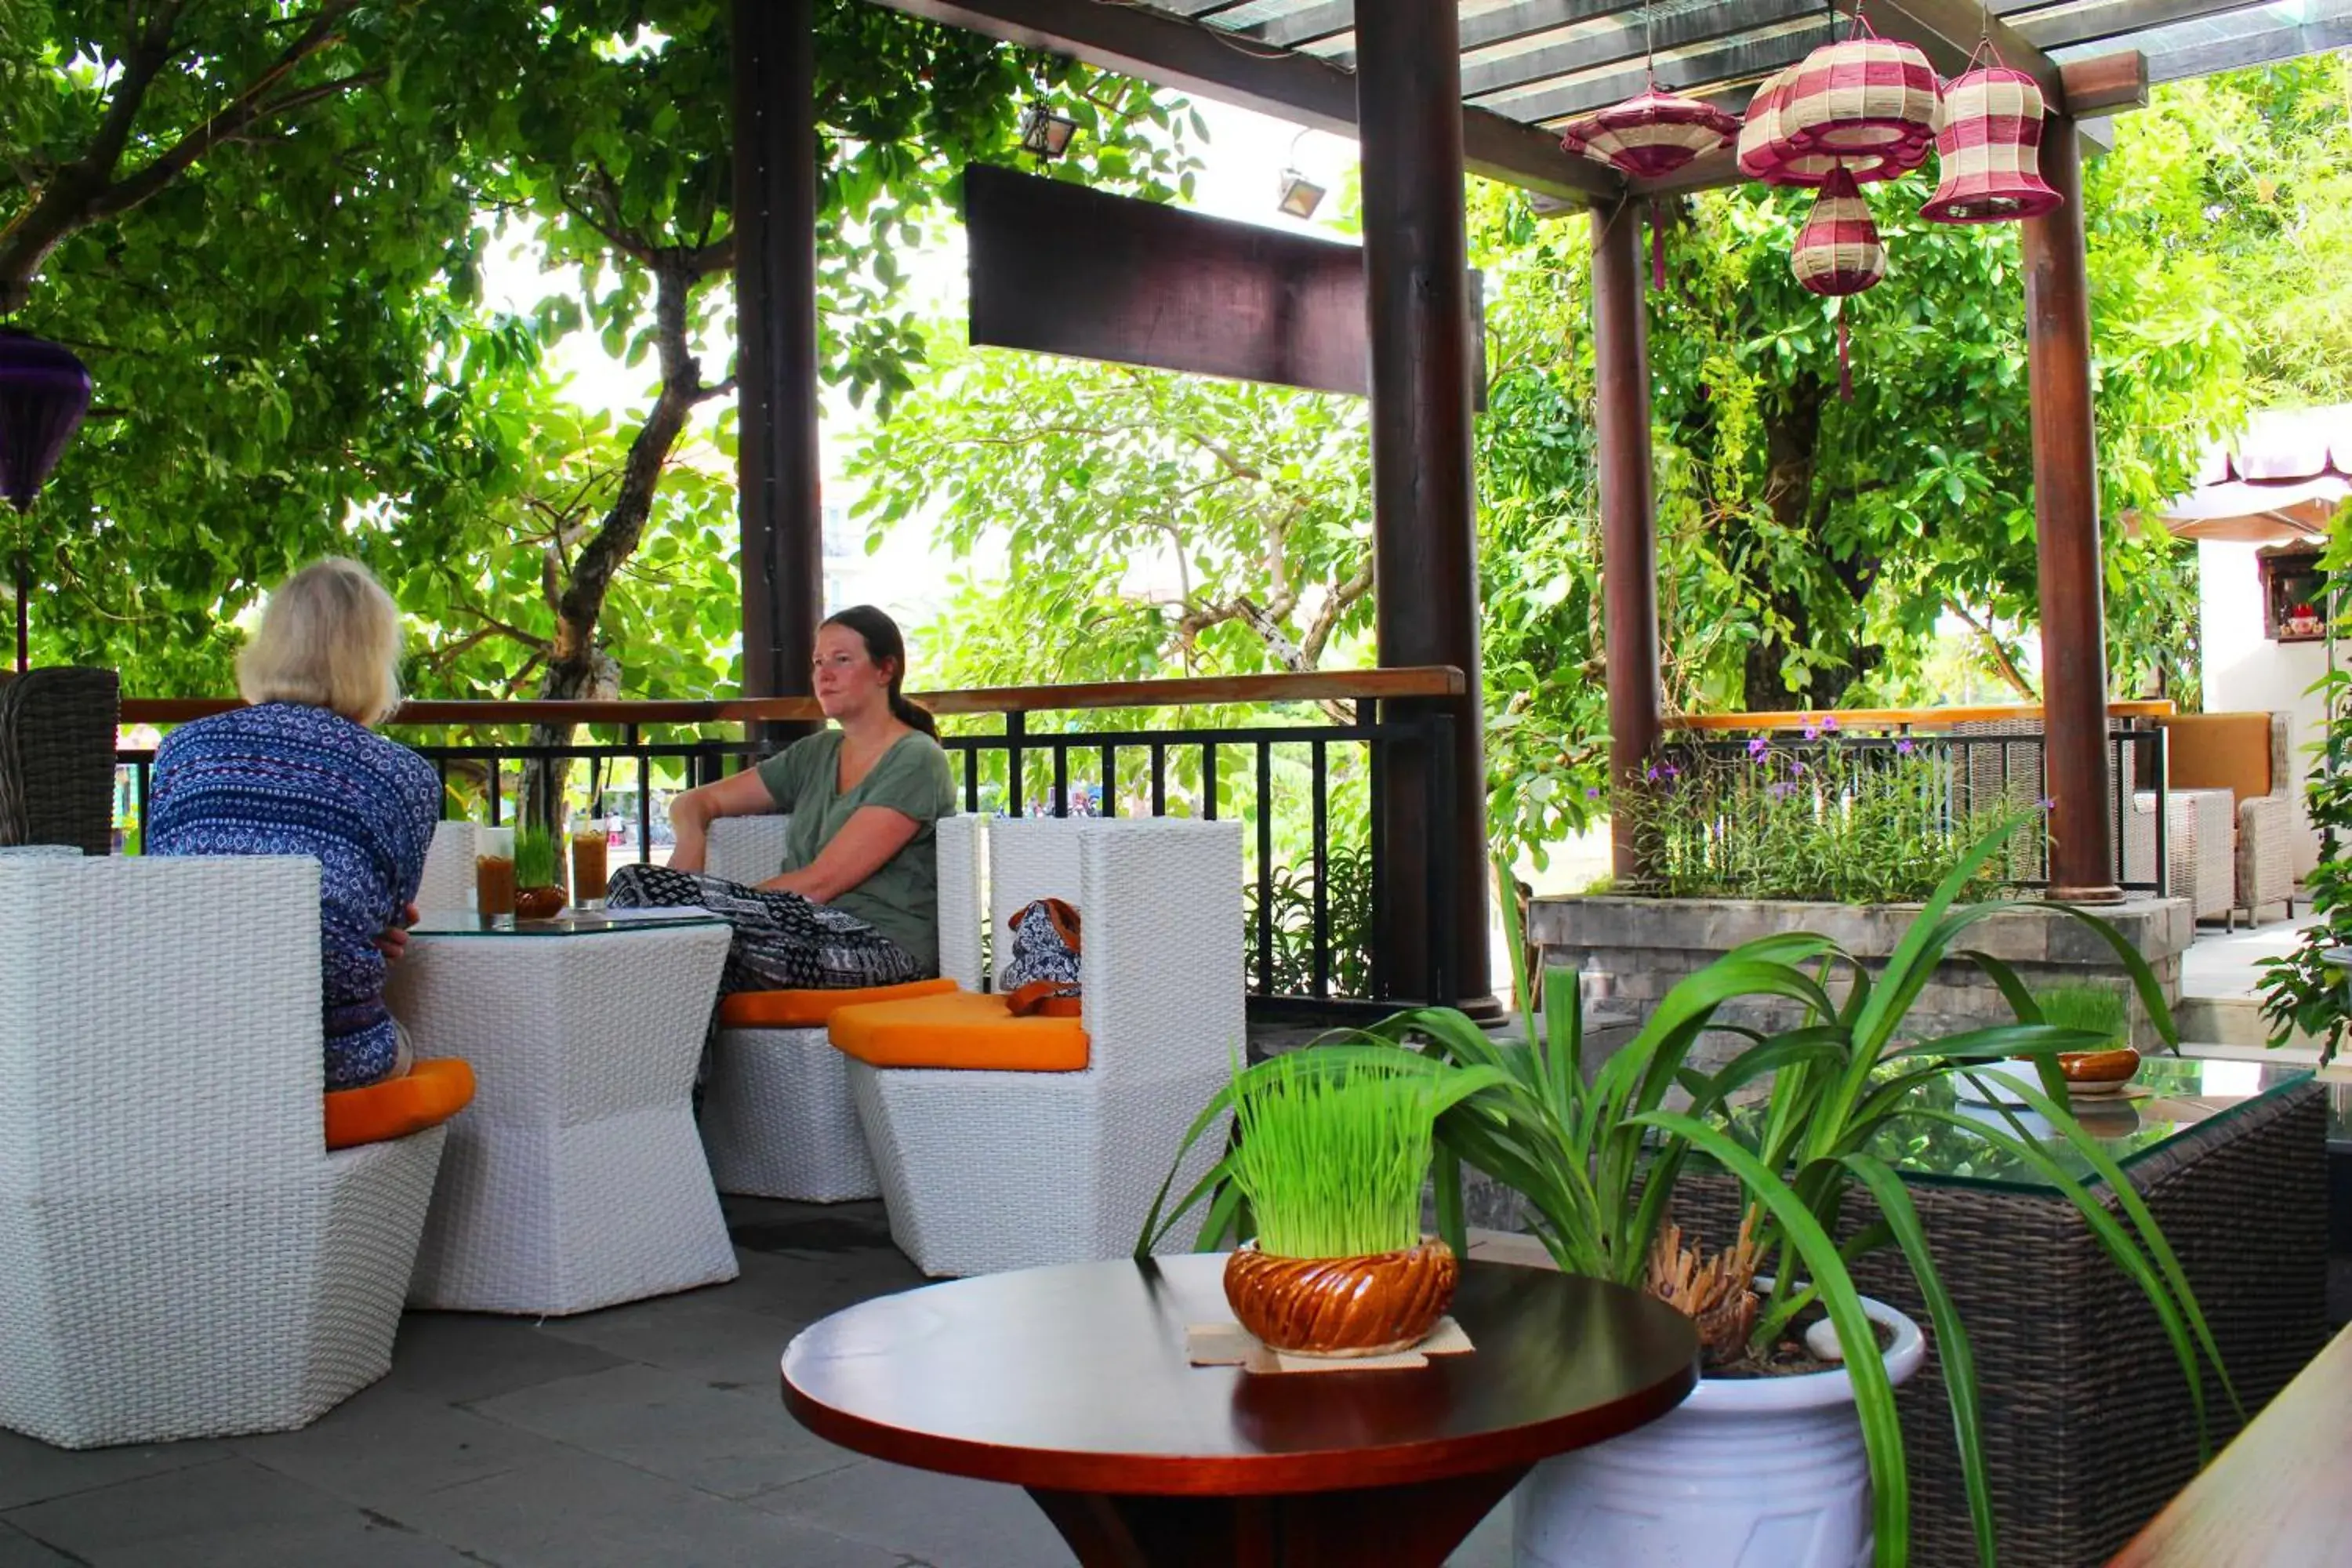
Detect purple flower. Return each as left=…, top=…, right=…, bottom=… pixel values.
left=1896, top=737, right=1915, bottom=757
left=1646, top=764, right=1661, bottom=782
left=1821, top=714, right=1839, bottom=734
left=1663, top=762, right=1681, bottom=779
left=2036, top=796, right=2055, bottom=812
left=1584, top=786, right=1602, bottom=800
left=1747, top=735, right=1770, bottom=762
left=1767, top=781, right=1798, bottom=800
left=1802, top=724, right=1820, bottom=742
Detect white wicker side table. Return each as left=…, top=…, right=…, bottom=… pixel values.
left=387, top=911, right=737, bottom=1315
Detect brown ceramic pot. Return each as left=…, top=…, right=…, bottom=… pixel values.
left=1222, top=1237, right=1457, bottom=1359
left=2058, top=1046, right=2140, bottom=1086
left=514, top=885, right=567, bottom=920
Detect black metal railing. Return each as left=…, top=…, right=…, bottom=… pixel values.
left=1654, top=723, right=2169, bottom=896
left=114, top=686, right=1460, bottom=1018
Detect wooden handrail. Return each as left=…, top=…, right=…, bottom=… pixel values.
left=2107, top=1320, right=2352, bottom=1566
left=118, top=666, right=1465, bottom=728
left=1664, top=700, right=2176, bottom=733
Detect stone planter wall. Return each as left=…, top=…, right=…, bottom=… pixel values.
left=1529, top=894, right=2194, bottom=1055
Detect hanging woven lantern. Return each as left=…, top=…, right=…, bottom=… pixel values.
left=1791, top=166, right=1885, bottom=401
left=1738, top=65, right=1904, bottom=188
left=1776, top=13, right=1942, bottom=174
left=1920, top=62, right=2063, bottom=224
left=1791, top=169, right=1887, bottom=298
left=1559, top=85, right=1740, bottom=180
left=0, top=329, right=90, bottom=515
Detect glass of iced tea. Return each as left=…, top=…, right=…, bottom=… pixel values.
left=571, top=825, right=608, bottom=906
left=476, top=824, right=517, bottom=924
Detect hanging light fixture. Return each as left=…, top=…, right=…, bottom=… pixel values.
left=0, top=328, right=93, bottom=673
left=1920, top=36, right=2063, bottom=223
left=1739, top=63, right=1902, bottom=189
left=1274, top=128, right=1327, bottom=220
left=1557, top=6, right=1740, bottom=289
left=1018, top=101, right=1078, bottom=163
left=1773, top=3, right=1943, bottom=173
left=1790, top=166, right=1886, bottom=401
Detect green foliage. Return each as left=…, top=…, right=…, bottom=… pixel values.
left=1243, top=843, right=1374, bottom=998
left=1630, top=734, right=2013, bottom=903
left=512, top=825, right=560, bottom=889
left=1152, top=819, right=2227, bottom=1568
left=2257, top=518, right=2352, bottom=1062
left=1222, top=1055, right=1456, bottom=1259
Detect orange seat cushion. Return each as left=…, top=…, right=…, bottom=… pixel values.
left=2158, top=712, right=2274, bottom=804
left=324, top=1057, right=477, bottom=1151
left=717, top=976, right=960, bottom=1029
left=827, top=989, right=1089, bottom=1073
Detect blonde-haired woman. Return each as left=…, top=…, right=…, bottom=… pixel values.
left=148, top=559, right=441, bottom=1089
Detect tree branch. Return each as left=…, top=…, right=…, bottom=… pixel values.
left=1944, top=597, right=2039, bottom=701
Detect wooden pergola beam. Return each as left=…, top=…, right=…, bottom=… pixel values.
left=2145, top=12, right=2352, bottom=82
left=2009, top=0, right=2279, bottom=53
left=1461, top=0, right=1822, bottom=109
left=860, top=0, right=1624, bottom=202
left=1845, top=0, right=2067, bottom=103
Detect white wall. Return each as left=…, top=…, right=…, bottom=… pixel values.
left=2198, top=539, right=2329, bottom=880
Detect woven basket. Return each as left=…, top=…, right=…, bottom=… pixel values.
left=1922, top=64, right=2063, bottom=224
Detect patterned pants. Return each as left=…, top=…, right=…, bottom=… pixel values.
left=606, top=865, right=921, bottom=993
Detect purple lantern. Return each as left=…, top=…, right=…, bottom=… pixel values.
left=0, top=328, right=93, bottom=514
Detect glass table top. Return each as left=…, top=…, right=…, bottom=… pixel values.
left=409, top=908, right=726, bottom=938
left=1865, top=1055, right=2318, bottom=1193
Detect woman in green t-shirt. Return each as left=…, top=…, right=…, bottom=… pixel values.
left=606, top=606, right=958, bottom=992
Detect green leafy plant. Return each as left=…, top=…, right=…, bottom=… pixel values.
left=1225, top=1057, right=1459, bottom=1258
left=1627, top=732, right=2020, bottom=904
left=2258, top=526, right=2352, bottom=1063
left=1145, top=816, right=2232, bottom=1568
left=512, top=825, right=560, bottom=889
left=2033, top=984, right=2129, bottom=1048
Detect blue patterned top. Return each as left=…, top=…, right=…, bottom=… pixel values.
left=147, top=702, right=442, bottom=1089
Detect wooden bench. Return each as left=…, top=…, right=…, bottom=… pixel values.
left=2110, top=1319, right=2352, bottom=1565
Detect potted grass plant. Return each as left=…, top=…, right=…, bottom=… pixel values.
left=1201, top=1054, right=1503, bottom=1357
left=1142, top=818, right=2232, bottom=1567
left=512, top=826, right=565, bottom=920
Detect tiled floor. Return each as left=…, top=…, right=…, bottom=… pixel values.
left=1, top=1198, right=1513, bottom=1568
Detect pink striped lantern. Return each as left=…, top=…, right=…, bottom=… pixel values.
left=1558, top=85, right=1740, bottom=181
left=1559, top=85, right=1738, bottom=288
left=1738, top=64, right=1905, bottom=188
left=1776, top=12, right=1943, bottom=174
left=1921, top=61, right=2063, bottom=223
left=1791, top=166, right=1886, bottom=401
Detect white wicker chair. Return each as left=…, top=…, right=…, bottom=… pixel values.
left=2235, top=713, right=2298, bottom=921
left=847, top=816, right=1243, bottom=1279
left=413, top=820, right=476, bottom=914
left=695, top=815, right=984, bottom=1202
left=387, top=920, right=735, bottom=1315
left=0, top=855, right=448, bottom=1449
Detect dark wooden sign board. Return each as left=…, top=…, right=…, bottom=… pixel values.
left=965, top=163, right=1484, bottom=407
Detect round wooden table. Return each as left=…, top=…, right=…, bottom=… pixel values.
left=781, top=1254, right=1698, bottom=1566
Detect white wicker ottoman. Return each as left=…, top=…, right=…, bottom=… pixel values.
left=387, top=916, right=737, bottom=1315
left=702, top=1021, right=875, bottom=1200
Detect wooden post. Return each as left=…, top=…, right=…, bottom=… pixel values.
left=733, top=0, right=823, bottom=724
left=1356, top=4, right=1492, bottom=1008
left=2023, top=122, right=2120, bottom=902
left=1591, top=198, right=1660, bottom=882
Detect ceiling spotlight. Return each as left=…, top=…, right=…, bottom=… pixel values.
left=1275, top=168, right=1327, bottom=220
left=1020, top=103, right=1078, bottom=162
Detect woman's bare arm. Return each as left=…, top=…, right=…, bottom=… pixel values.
left=760, top=806, right=920, bottom=902
left=665, top=768, right=782, bottom=873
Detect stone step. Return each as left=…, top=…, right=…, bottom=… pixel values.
left=2176, top=993, right=2325, bottom=1052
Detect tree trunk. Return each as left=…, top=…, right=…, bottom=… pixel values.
left=1740, top=381, right=1823, bottom=712
left=517, top=252, right=724, bottom=835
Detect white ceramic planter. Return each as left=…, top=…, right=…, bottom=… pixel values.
left=1514, top=1292, right=1926, bottom=1568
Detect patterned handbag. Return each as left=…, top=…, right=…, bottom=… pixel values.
left=1000, top=897, right=1082, bottom=1017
